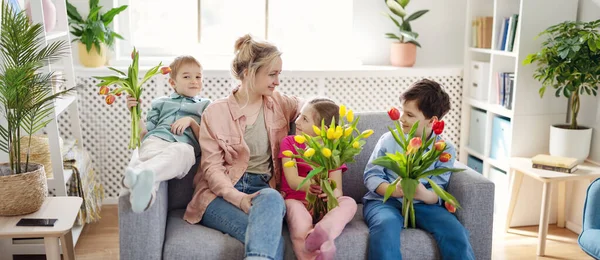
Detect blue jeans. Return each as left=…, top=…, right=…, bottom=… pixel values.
left=200, top=173, right=286, bottom=260
left=363, top=199, right=475, bottom=260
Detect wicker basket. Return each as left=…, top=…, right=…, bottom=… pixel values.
left=19, top=136, right=62, bottom=179
left=0, top=163, right=48, bottom=216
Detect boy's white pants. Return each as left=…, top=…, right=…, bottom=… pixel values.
left=128, top=136, right=196, bottom=192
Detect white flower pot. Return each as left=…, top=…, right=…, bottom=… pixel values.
left=549, top=125, right=593, bottom=163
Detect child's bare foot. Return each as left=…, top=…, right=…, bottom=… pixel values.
left=305, top=224, right=329, bottom=252
left=316, top=240, right=336, bottom=260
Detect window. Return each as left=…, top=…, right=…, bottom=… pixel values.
left=116, top=0, right=354, bottom=68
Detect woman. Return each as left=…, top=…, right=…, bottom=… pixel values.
left=184, top=34, right=302, bottom=260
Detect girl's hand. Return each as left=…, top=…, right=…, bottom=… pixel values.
left=126, top=95, right=139, bottom=110
left=171, top=117, right=194, bottom=135
left=240, top=191, right=260, bottom=214
left=308, top=184, right=322, bottom=195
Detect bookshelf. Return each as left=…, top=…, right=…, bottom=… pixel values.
left=459, top=0, right=578, bottom=226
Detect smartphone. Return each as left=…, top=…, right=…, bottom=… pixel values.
left=16, top=218, right=58, bottom=227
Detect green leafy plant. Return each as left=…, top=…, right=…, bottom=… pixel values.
left=383, top=0, right=429, bottom=47
left=66, top=0, right=128, bottom=54
left=0, top=3, right=73, bottom=174
left=523, top=20, right=600, bottom=129
left=372, top=108, right=463, bottom=228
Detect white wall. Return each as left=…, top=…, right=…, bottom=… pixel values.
left=352, top=0, right=466, bottom=67
left=565, top=0, right=600, bottom=234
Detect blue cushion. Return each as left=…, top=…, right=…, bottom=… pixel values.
left=579, top=229, right=600, bottom=259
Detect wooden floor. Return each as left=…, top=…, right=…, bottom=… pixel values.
left=15, top=204, right=594, bottom=259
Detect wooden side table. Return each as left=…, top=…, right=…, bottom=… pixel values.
left=506, top=157, right=600, bottom=256
left=0, top=197, right=82, bottom=260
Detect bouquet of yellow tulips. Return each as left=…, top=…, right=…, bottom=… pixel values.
left=282, top=105, right=373, bottom=221
left=94, top=48, right=170, bottom=149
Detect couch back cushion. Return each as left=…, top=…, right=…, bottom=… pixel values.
left=167, top=111, right=392, bottom=210
left=343, top=112, right=391, bottom=203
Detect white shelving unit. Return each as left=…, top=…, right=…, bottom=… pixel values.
left=459, top=0, right=578, bottom=227
left=0, top=0, right=86, bottom=257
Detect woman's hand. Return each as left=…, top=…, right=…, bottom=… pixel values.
left=239, top=191, right=260, bottom=214
left=171, top=117, right=194, bottom=135
left=126, top=95, right=139, bottom=110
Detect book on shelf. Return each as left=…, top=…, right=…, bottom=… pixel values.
left=532, top=163, right=578, bottom=173
left=494, top=72, right=514, bottom=109
left=472, top=16, right=493, bottom=49
left=496, top=14, right=519, bottom=51
left=531, top=154, right=579, bottom=168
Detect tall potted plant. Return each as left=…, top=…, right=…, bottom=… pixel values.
left=524, top=19, right=600, bottom=162
left=383, top=0, right=429, bottom=67
left=66, top=0, right=128, bottom=67
left=0, top=3, right=73, bottom=215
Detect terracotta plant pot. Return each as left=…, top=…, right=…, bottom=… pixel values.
left=390, top=42, right=417, bottom=67
left=78, top=42, right=106, bottom=68
left=0, top=163, right=47, bottom=216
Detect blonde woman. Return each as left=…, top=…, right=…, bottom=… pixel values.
left=184, top=34, right=302, bottom=260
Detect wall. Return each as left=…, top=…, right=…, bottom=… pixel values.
left=352, top=0, right=467, bottom=67
left=565, top=0, right=600, bottom=233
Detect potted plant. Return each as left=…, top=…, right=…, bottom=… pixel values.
left=383, top=0, right=429, bottom=67
left=66, top=0, right=128, bottom=67
left=524, top=19, right=600, bottom=162
left=0, top=3, right=73, bottom=215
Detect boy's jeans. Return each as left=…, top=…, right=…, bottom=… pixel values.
left=201, top=172, right=286, bottom=260
left=363, top=199, right=475, bottom=260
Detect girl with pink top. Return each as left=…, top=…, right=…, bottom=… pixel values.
left=279, top=98, right=358, bottom=260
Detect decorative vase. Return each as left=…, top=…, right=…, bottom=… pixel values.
left=25, top=0, right=57, bottom=32
left=390, top=42, right=417, bottom=67
left=0, top=163, right=47, bottom=216
left=549, top=125, right=593, bottom=163
left=78, top=42, right=107, bottom=68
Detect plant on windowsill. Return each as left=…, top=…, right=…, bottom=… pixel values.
left=0, top=3, right=74, bottom=215
left=383, top=0, right=429, bottom=67
left=66, top=0, right=128, bottom=68
left=523, top=19, right=600, bottom=162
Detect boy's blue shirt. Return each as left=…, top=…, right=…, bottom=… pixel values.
left=144, top=92, right=211, bottom=156
left=362, top=130, right=457, bottom=205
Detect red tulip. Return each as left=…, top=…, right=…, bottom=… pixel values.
left=433, top=119, right=445, bottom=135
left=105, top=95, right=116, bottom=105
left=160, top=66, right=171, bottom=75
left=98, top=86, right=109, bottom=95
left=445, top=201, right=456, bottom=213
left=115, top=91, right=122, bottom=97
left=387, top=107, right=400, bottom=121
left=439, top=152, right=451, bottom=162
left=434, top=140, right=446, bottom=151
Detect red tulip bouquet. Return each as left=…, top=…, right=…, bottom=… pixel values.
left=372, top=107, right=464, bottom=228
left=94, top=48, right=170, bottom=149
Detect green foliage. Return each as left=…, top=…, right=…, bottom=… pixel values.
left=0, top=3, right=74, bottom=174
left=523, top=20, right=600, bottom=129
left=66, top=0, right=128, bottom=54
left=383, top=0, right=429, bottom=47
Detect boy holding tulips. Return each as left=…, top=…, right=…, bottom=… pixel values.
left=123, top=55, right=211, bottom=213
left=362, top=79, right=475, bottom=259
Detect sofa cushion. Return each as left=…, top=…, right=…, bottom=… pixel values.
left=168, top=163, right=199, bottom=211
left=165, top=204, right=440, bottom=260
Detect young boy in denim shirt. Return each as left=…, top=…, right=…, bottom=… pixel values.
left=123, top=56, right=211, bottom=213
left=362, top=79, right=475, bottom=260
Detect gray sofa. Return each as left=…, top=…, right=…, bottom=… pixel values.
left=119, top=112, right=495, bottom=260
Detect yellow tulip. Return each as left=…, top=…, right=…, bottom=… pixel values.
left=362, top=129, right=374, bottom=138
left=294, top=135, right=306, bottom=144
left=334, top=126, right=343, bottom=139
left=282, top=150, right=294, bottom=157
left=344, top=127, right=353, bottom=137
left=353, top=141, right=360, bottom=148
left=326, top=127, right=335, bottom=140
left=304, top=148, right=315, bottom=157
left=284, top=160, right=296, bottom=168
left=312, top=125, right=321, bottom=136
left=347, top=110, right=354, bottom=122
left=339, top=105, right=347, bottom=117
left=321, top=148, right=332, bottom=158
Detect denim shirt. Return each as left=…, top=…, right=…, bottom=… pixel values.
left=362, top=131, right=457, bottom=205
left=144, top=92, right=211, bottom=156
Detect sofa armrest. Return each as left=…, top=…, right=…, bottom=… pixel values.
left=119, top=181, right=169, bottom=260
left=447, top=162, right=495, bottom=260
